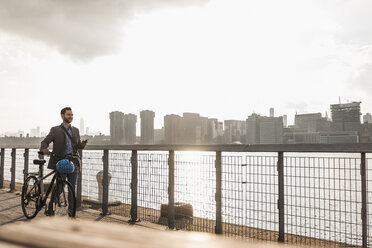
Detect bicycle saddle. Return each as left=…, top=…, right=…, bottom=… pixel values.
left=33, top=159, right=46, bottom=165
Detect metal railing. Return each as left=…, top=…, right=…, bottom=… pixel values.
left=1, top=144, right=372, bottom=247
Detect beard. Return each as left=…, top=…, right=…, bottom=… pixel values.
left=64, top=117, right=72, bottom=123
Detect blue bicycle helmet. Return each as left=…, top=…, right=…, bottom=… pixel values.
left=56, top=159, right=75, bottom=174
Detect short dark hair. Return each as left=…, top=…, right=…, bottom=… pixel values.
left=61, top=107, right=72, bottom=115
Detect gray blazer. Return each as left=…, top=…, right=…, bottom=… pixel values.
left=40, top=124, right=84, bottom=169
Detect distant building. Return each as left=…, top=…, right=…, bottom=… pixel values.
left=320, top=131, right=359, bottom=144
left=294, top=113, right=330, bottom=133
left=259, top=116, right=283, bottom=144
left=109, top=111, right=125, bottom=145
left=360, top=122, right=372, bottom=143
left=154, top=128, right=165, bottom=144
left=86, top=127, right=90, bottom=136
left=198, top=117, right=208, bottom=144
left=224, top=120, right=246, bottom=144
left=246, top=114, right=261, bottom=144
left=80, top=118, right=85, bottom=135
left=124, top=114, right=137, bottom=144
left=180, top=113, right=201, bottom=144
left=293, top=132, right=320, bottom=144
left=140, top=110, right=155, bottom=144
left=206, top=118, right=219, bottom=144
left=283, top=126, right=295, bottom=144
left=331, top=102, right=361, bottom=132
left=216, top=122, right=224, bottom=143
left=30, top=126, right=40, bottom=137
left=270, top=108, right=274, bottom=117
left=363, top=113, right=372, bottom=124
left=283, top=115, right=288, bottom=128
left=164, top=114, right=181, bottom=144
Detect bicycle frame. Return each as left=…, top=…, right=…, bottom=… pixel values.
left=24, top=165, right=61, bottom=212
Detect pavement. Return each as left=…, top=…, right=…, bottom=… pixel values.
left=0, top=188, right=304, bottom=247
left=0, top=188, right=165, bottom=231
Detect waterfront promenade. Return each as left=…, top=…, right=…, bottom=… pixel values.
left=1, top=144, right=371, bottom=247
left=0, top=188, right=298, bottom=247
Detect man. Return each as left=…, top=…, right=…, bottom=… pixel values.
left=40, top=107, right=87, bottom=216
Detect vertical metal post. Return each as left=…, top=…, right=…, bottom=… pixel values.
left=23, top=149, right=29, bottom=182
left=168, top=150, right=175, bottom=229
left=10, top=148, right=16, bottom=191
left=0, top=148, right=4, bottom=189
left=215, top=151, right=222, bottom=234
left=76, top=150, right=83, bottom=209
left=102, top=149, right=109, bottom=215
left=278, top=152, right=285, bottom=242
left=361, top=152, right=367, bottom=248
left=130, top=150, right=139, bottom=223
left=38, top=152, right=45, bottom=196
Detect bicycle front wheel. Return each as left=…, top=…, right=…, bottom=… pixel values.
left=49, top=180, right=76, bottom=217
left=21, top=176, right=41, bottom=219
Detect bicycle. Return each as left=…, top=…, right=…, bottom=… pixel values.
left=21, top=151, right=77, bottom=219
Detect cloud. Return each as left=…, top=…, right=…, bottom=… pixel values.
left=0, top=0, right=208, bottom=61
left=349, top=61, right=372, bottom=93
left=320, top=0, right=372, bottom=45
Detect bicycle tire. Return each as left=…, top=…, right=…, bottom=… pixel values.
left=49, top=179, right=76, bottom=217
left=21, top=176, right=41, bottom=219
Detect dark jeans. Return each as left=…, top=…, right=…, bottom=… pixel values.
left=59, top=167, right=78, bottom=215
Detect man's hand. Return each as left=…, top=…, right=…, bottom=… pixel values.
left=81, top=139, right=88, bottom=147
left=42, top=149, right=50, bottom=155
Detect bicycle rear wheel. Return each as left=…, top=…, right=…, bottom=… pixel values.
left=21, top=176, right=41, bottom=219
left=49, top=180, right=76, bottom=217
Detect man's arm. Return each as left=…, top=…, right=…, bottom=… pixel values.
left=40, top=128, right=55, bottom=155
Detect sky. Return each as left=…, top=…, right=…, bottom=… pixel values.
left=1, top=0, right=372, bottom=135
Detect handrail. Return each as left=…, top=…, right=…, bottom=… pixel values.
left=1, top=143, right=372, bottom=153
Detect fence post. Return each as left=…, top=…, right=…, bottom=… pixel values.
left=168, top=150, right=175, bottom=229
left=215, top=151, right=222, bottom=234
left=10, top=148, right=16, bottom=191
left=23, top=149, right=29, bottom=182
left=130, top=150, right=139, bottom=223
left=101, top=149, right=109, bottom=216
left=277, top=152, right=285, bottom=242
left=361, top=152, right=367, bottom=248
left=76, top=150, right=83, bottom=210
left=0, top=148, right=4, bottom=189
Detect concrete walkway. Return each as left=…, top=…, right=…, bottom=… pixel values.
left=0, top=188, right=302, bottom=247
left=0, top=188, right=165, bottom=231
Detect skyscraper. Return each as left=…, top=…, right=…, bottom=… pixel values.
left=224, top=120, right=246, bottom=144
left=270, top=108, right=274, bottom=117
left=206, top=118, right=219, bottom=144
left=283, top=115, right=287, bottom=128
left=140, top=110, right=155, bottom=144
left=110, top=111, right=125, bottom=145
left=331, top=102, right=361, bottom=132
left=246, top=114, right=261, bottom=144
left=295, top=113, right=330, bottom=133
left=180, top=113, right=201, bottom=144
left=124, top=114, right=137, bottom=144
left=259, top=116, right=283, bottom=144
left=164, top=114, right=181, bottom=144
left=363, top=113, right=372, bottom=124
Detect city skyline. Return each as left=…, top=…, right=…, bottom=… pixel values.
left=1, top=1, right=372, bottom=136
left=3, top=101, right=371, bottom=138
